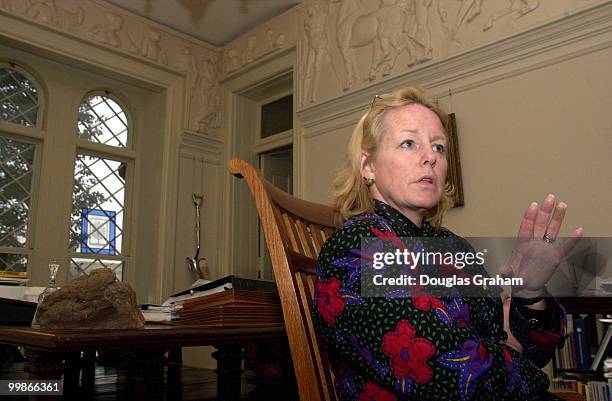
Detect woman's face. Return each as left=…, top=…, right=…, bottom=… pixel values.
left=362, top=103, right=448, bottom=225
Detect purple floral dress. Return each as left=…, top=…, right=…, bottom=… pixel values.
left=312, top=200, right=566, bottom=401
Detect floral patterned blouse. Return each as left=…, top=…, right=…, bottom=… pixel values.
left=312, top=200, right=566, bottom=401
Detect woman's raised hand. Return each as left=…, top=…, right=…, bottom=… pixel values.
left=500, top=194, right=583, bottom=297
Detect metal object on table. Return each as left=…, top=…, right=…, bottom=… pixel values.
left=186, top=193, right=208, bottom=279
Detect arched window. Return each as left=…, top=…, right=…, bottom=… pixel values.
left=69, top=94, right=131, bottom=280
left=77, top=94, right=128, bottom=147
left=0, top=65, right=42, bottom=275
left=0, top=66, right=40, bottom=127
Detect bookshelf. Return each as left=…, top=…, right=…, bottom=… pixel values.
left=551, top=297, right=612, bottom=401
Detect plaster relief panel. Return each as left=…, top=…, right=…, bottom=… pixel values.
left=15, top=0, right=84, bottom=33
left=88, top=12, right=123, bottom=48
left=1, top=0, right=223, bottom=131
left=223, top=48, right=241, bottom=75
left=57, top=4, right=84, bottom=32
left=437, top=0, right=484, bottom=41
left=181, top=44, right=199, bottom=127
left=197, top=54, right=222, bottom=131
left=313, top=0, right=434, bottom=96
left=301, top=1, right=338, bottom=105
left=221, top=7, right=297, bottom=78
left=128, top=27, right=168, bottom=65
left=241, top=34, right=257, bottom=65
left=25, top=0, right=58, bottom=26
left=267, top=29, right=286, bottom=51
left=297, top=0, right=601, bottom=109
left=181, top=44, right=222, bottom=132
left=483, top=0, right=541, bottom=31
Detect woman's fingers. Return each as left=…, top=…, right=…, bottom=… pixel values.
left=533, top=194, right=556, bottom=238
left=544, top=202, right=567, bottom=240
left=517, top=202, right=539, bottom=238
left=558, top=227, right=584, bottom=257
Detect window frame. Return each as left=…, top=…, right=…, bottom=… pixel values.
left=0, top=61, right=46, bottom=130
left=0, top=63, right=46, bottom=274
left=67, top=91, right=136, bottom=279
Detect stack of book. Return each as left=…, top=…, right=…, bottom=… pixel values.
left=140, top=304, right=176, bottom=323
left=179, top=289, right=282, bottom=328
left=583, top=381, right=612, bottom=400
left=552, top=377, right=582, bottom=392
left=552, top=378, right=612, bottom=400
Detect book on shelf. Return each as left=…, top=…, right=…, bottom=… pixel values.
left=576, top=317, right=592, bottom=371
left=555, top=313, right=612, bottom=374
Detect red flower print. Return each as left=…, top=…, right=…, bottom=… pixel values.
left=382, top=320, right=435, bottom=384
left=357, top=381, right=397, bottom=401
left=529, top=329, right=560, bottom=353
left=370, top=227, right=408, bottom=253
left=503, top=347, right=512, bottom=363
left=315, top=277, right=345, bottom=326
left=413, top=295, right=444, bottom=311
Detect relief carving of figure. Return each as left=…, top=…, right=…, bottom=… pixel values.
left=334, top=0, right=430, bottom=89
left=438, top=0, right=483, bottom=39
left=483, top=0, right=540, bottom=31
left=302, top=2, right=331, bottom=105
left=25, top=0, right=57, bottom=26
left=266, top=29, right=275, bottom=52
left=265, top=29, right=284, bottom=52
left=224, top=48, right=240, bottom=74
left=198, top=56, right=221, bottom=130
left=57, top=6, right=84, bottom=32
left=408, top=0, right=434, bottom=62
left=128, top=28, right=168, bottom=65
left=181, top=45, right=199, bottom=125
left=241, top=35, right=257, bottom=65
left=88, top=13, right=123, bottom=48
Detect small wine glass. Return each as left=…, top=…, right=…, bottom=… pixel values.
left=31, top=260, right=60, bottom=328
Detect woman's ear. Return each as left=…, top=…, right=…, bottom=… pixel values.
left=361, top=150, right=374, bottom=179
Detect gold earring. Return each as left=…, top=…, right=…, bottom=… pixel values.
left=364, top=177, right=375, bottom=187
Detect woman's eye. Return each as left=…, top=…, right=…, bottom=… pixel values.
left=433, top=144, right=445, bottom=153
left=400, top=140, right=414, bottom=148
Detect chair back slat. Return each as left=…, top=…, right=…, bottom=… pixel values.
left=294, top=269, right=337, bottom=401
left=229, top=159, right=338, bottom=401
left=272, top=204, right=291, bottom=249
left=295, top=218, right=317, bottom=259
left=282, top=212, right=303, bottom=254
left=309, top=223, right=326, bottom=255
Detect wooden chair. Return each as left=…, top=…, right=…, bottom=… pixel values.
left=228, top=158, right=339, bottom=401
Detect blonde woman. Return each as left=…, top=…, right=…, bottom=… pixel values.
left=312, top=86, right=582, bottom=401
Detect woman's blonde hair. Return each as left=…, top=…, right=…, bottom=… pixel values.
left=332, top=86, right=454, bottom=228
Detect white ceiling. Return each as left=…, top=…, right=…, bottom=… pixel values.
left=106, top=0, right=302, bottom=47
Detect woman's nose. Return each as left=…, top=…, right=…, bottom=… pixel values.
left=422, top=146, right=437, bottom=167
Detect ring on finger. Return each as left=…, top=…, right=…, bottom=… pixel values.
left=543, top=234, right=556, bottom=244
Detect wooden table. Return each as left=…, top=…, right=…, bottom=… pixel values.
left=0, top=324, right=286, bottom=400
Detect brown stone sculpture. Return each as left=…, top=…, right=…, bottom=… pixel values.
left=36, top=268, right=145, bottom=329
